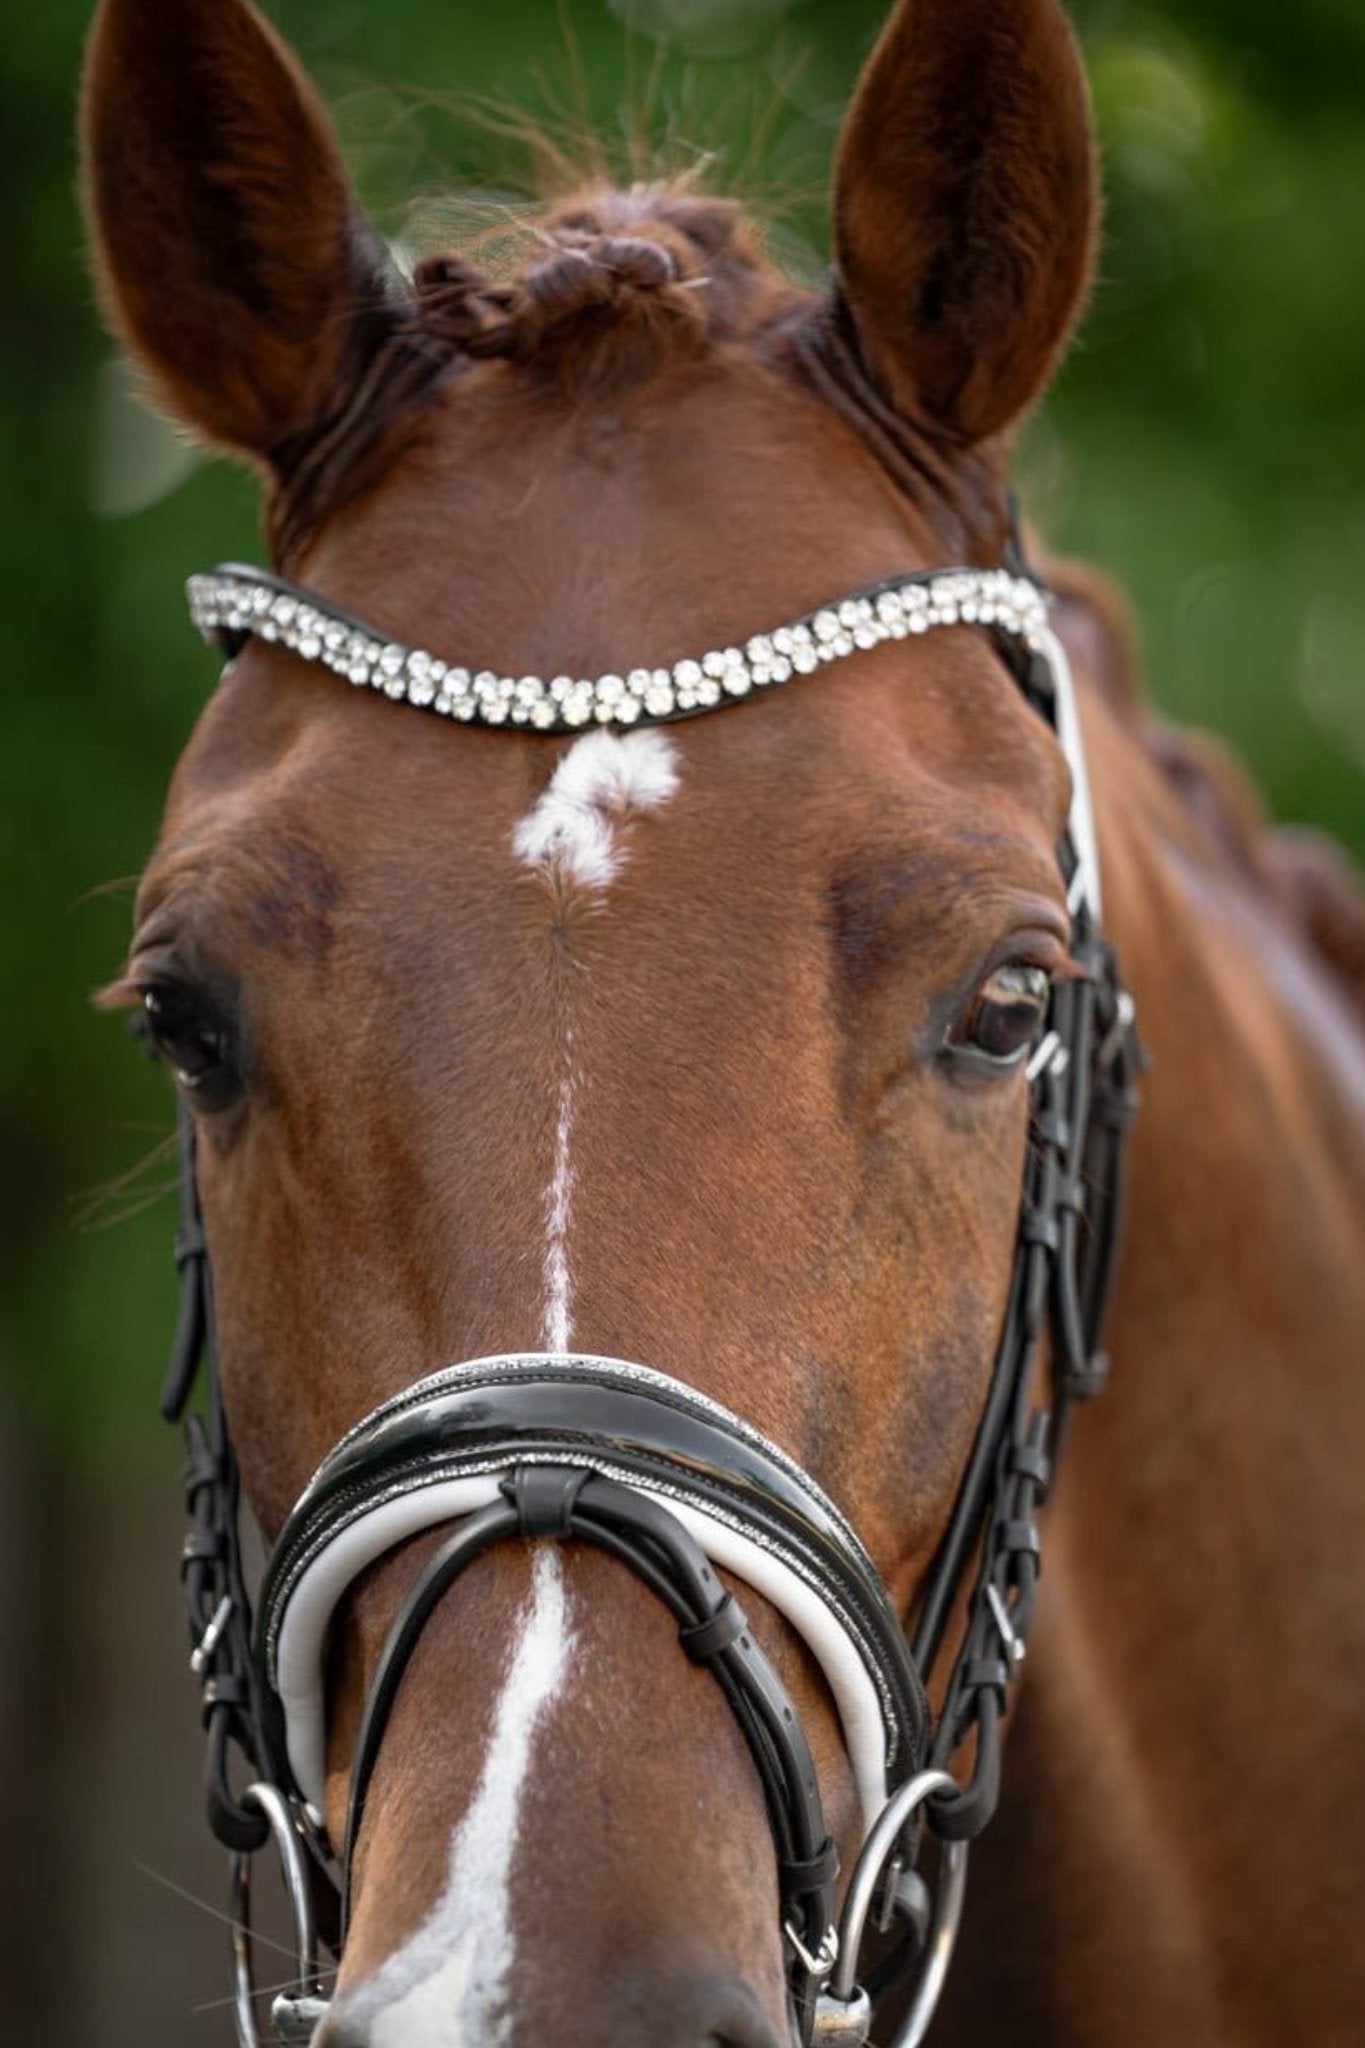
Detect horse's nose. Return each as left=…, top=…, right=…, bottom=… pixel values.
left=312, top=1969, right=793, bottom=2048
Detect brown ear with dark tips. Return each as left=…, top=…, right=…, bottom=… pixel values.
left=80, top=0, right=405, bottom=470
left=831, top=0, right=1098, bottom=448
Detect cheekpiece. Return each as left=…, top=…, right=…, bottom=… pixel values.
left=186, top=563, right=1052, bottom=734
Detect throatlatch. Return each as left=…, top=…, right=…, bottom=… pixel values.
left=159, top=556, right=1140, bottom=2048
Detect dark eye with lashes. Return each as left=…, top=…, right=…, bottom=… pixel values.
left=946, top=961, right=1053, bottom=1073
left=139, top=981, right=244, bottom=1110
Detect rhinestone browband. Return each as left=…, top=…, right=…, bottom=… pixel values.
left=187, top=563, right=1051, bottom=733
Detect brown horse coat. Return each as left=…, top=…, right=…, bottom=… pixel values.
left=82, top=0, right=1365, bottom=2042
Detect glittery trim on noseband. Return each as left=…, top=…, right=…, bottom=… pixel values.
left=186, top=563, right=1051, bottom=733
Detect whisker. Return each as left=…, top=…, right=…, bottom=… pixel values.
left=191, top=1961, right=338, bottom=2015
left=132, top=1858, right=307, bottom=1969
left=74, top=1129, right=177, bottom=1233
left=77, top=1174, right=180, bottom=1234
left=71, top=872, right=142, bottom=910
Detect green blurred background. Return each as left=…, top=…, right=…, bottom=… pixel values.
left=3, top=0, right=1361, bottom=2039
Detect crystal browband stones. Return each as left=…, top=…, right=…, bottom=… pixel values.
left=186, top=564, right=1052, bottom=734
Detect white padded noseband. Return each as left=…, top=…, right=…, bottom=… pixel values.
left=268, top=1352, right=910, bottom=1841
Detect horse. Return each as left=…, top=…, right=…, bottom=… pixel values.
left=81, top=0, right=1365, bottom=2043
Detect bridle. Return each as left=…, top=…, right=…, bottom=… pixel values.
left=162, top=554, right=1141, bottom=2047
left=170, top=556, right=1141, bottom=2046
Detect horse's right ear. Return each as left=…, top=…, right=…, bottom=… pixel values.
left=830, top=0, right=1097, bottom=448
left=80, top=0, right=404, bottom=468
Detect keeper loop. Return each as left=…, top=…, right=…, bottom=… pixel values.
left=962, top=1657, right=1010, bottom=1698
left=184, top=1453, right=218, bottom=1498
left=1007, top=1439, right=1051, bottom=1487
left=1031, top=1105, right=1069, bottom=1152
left=679, top=1593, right=747, bottom=1664
left=781, top=1836, right=840, bottom=1900
left=504, top=1463, right=591, bottom=1538
left=182, top=1414, right=215, bottom=1478
left=202, top=1674, right=249, bottom=1717
left=1021, top=1211, right=1060, bottom=1252
left=1062, top=1352, right=1111, bottom=1401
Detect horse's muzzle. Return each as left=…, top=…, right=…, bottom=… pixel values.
left=311, top=1966, right=796, bottom=2048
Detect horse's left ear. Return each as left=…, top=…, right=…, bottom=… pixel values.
left=80, top=0, right=404, bottom=470
left=831, top=0, right=1098, bottom=447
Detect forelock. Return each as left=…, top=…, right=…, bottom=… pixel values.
left=407, top=184, right=799, bottom=392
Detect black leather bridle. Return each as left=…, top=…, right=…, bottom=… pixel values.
left=160, top=555, right=1141, bottom=2047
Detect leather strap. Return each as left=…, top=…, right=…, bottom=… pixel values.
left=340, top=1469, right=840, bottom=2031
left=260, top=1355, right=931, bottom=1808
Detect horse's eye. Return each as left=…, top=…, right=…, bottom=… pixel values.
left=142, top=983, right=241, bottom=1106
left=950, top=962, right=1052, bottom=1068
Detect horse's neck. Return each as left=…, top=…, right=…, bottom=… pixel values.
left=944, top=679, right=1365, bottom=2045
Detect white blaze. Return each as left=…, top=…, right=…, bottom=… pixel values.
left=345, top=1547, right=573, bottom=2048
left=324, top=736, right=679, bottom=2040
left=513, top=728, right=681, bottom=1351
left=544, top=1033, right=576, bottom=1354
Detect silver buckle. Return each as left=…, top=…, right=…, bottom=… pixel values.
left=190, top=1594, right=233, bottom=1675
left=269, top=1995, right=331, bottom=2045
left=986, top=1582, right=1027, bottom=1668
left=1099, top=987, right=1137, bottom=1067
left=1026, top=1029, right=1069, bottom=1084
left=784, top=1917, right=839, bottom=1980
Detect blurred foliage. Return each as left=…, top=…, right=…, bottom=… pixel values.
left=4, top=0, right=1361, bottom=1448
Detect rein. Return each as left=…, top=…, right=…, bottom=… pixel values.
left=162, top=559, right=1141, bottom=2048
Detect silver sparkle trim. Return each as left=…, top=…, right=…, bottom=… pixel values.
left=263, top=1353, right=924, bottom=1774
left=264, top=1444, right=909, bottom=1772
left=186, top=565, right=1051, bottom=735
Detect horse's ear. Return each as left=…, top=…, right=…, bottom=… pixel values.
left=80, top=0, right=403, bottom=468
left=831, top=0, right=1097, bottom=447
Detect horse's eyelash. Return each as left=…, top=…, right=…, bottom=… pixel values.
left=93, top=972, right=145, bottom=1014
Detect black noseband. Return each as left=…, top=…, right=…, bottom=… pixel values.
left=344, top=1466, right=841, bottom=2030
left=260, top=1355, right=931, bottom=1785
left=255, top=1350, right=939, bottom=2034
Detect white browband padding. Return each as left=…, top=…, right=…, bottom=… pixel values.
left=272, top=1473, right=892, bottom=1839
left=1036, top=622, right=1102, bottom=919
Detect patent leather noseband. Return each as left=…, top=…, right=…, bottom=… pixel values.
left=161, top=552, right=1141, bottom=2047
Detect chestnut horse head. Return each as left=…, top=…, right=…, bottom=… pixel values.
left=83, top=1, right=1365, bottom=2045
